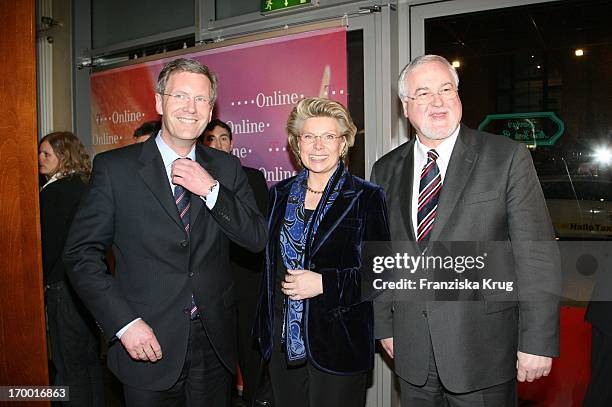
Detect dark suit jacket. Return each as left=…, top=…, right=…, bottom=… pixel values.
left=585, top=259, right=612, bottom=336
left=254, top=172, right=390, bottom=374
left=371, top=125, right=560, bottom=392
left=64, top=137, right=267, bottom=391
left=40, top=174, right=87, bottom=285
left=232, top=166, right=268, bottom=302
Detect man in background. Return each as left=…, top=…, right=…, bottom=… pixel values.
left=133, top=120, right=161, bottom=143
left=201, top=118, right=269, bottom=406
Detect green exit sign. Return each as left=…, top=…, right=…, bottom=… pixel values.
left=261, top=0, right=312, bottom=13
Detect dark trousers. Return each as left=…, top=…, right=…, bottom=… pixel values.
left=584, top=326, right=612, bottom=406
left=400, top=337, right=516, bottom=407
left=123, top=318, right=232, bottom=407
left=268, top=317, right=367, bottom=407
left=237, top=297, right=263, bottom=402
left=45, top=281, right=105, bottom=407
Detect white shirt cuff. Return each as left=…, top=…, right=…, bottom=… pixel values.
left=201, top=180, right=219, bottom=209
left=116, top=318, right=141, bottom=339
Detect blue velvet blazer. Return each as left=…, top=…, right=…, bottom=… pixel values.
left=254, top=171, right=390, bottom=375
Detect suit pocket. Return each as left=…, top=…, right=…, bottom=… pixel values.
left=326, top=302, right=371, bottom=321
left=484, top=291, right=518, bottom=314
left=464, top=190, right=500, bottom=205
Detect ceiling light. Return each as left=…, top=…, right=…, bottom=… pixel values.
left=575, top=49, right=584, bottom=56
left=451, top=60, right=460, bottom=68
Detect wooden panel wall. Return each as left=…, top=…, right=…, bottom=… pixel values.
left=0, top=0, right=50, bottom=398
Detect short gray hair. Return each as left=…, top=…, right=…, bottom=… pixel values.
left=397, top=55, right=459, bottom=100
left=156, top=58, right=218, bottom=104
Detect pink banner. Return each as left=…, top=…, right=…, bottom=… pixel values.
left=91, top=28, right=348, bottom=185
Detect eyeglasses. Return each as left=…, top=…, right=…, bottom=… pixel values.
left=161, top=93, right=210, bottom=105
left=299, top=133, right=344, bottom=145
left=404, top=85, right=459, bottom=105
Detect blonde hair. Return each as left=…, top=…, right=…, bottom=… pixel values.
left=40, top=131, right=91, bottom=182
left=286, top=98, right=356, bottom=165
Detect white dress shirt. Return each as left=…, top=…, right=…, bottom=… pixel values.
left=411, top=126, right=460, bottom=234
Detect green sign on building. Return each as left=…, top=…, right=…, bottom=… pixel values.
left=261, top=0, right=312, bottom=13
left=478, top=112, right=564, bottom=147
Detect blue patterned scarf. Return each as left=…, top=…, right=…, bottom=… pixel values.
left=279, top=161, right=347, bottom=365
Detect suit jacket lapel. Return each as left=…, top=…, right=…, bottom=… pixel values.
left=399, top=140, right=417, bottom=241
left=310, top=175, right=361, bottom=258
left=138, top=138, right=184, bottom=230
left=270, top=174, right=360, bottom=261
left=429, top=125, right=478, bottom=242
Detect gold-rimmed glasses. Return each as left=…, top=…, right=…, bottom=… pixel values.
left=404, top=85, right=459, bottom=105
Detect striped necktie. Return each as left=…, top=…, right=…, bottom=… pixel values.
left=173, top=183, right=198, bottom=319
left=174, top=184, right=190, bottom=234
left=417, top=149, right=442, bottom=242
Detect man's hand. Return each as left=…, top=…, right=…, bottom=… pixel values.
left=281, top=269, right=322, bottom=300
left=120, top=319, right=163, bottom=362
left=171, top=158, right=216, bottom=197
left=516, top=351, right=552, bottom=382
left=380, top=337, right=394, bottom=358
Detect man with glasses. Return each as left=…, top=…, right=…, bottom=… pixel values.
left=371, top=55, right=560, bottom=406
left=65, top=58, right=267, bottom=406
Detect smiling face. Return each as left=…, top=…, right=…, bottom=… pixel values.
left=298, top=116, right=346, bottom=180
left=155, top=71, right=213, bottom=152
left=402, top=61, right=462, bottom=147
left=38, top=140, right=60, bottom=176
left=203, top=125, right=232, bottom=153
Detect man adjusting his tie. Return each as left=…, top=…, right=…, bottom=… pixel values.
left=65, top=58, right=267, bottom=407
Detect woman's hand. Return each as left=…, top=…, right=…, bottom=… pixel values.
left=281, top=269, right=322, bottom=300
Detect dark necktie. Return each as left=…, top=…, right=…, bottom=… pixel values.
left=174, top=184, right=190, bottom=234
left=173, top=180, right=198, bottom=318
left=417, top=149, right=442, bottom=242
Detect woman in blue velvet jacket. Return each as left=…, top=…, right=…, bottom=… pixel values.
left=254, top=98, right=390, bottom=407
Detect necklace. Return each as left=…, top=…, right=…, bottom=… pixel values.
left=305, top=184, right=323, bottom=194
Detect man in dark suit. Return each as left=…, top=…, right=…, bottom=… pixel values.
left=201, top=118, right=269, bottom=405
left=64, top=58, right=267, bottom=406
left=584, top=301, right=612, bottom=406
left=371, top=54, right=560, bottom=406
left=584, top=255, right=612, bottom=407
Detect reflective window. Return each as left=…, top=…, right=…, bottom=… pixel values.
left=426, top=0, right=612, bottom=240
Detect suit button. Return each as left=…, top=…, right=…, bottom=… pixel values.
left=422, top=310, right=427, bottom=317
left=180, top=240, right=189, bottom=247
left=189, top=272, right=194, bottom=277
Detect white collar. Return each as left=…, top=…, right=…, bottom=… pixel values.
left=155, top=132, right=196, bottom=170
left=415, top=124, right=460, bottom=163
